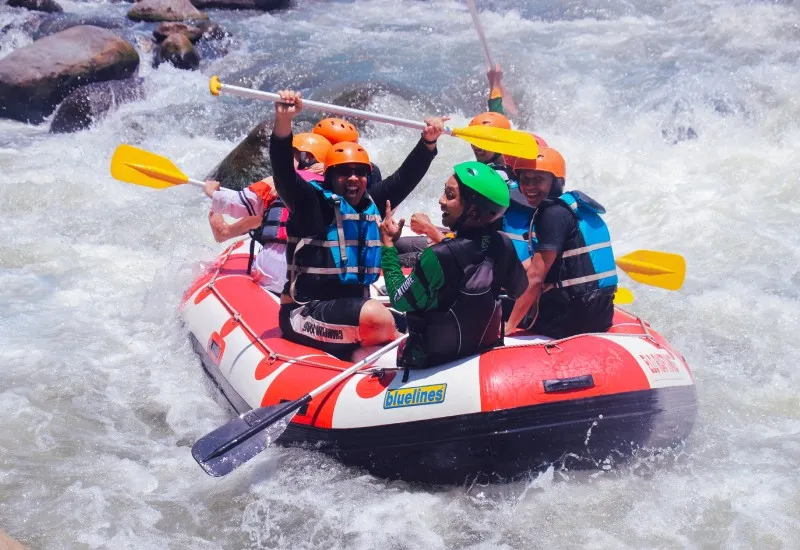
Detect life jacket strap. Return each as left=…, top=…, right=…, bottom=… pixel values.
left=288, top=266, right=382, bottom=276
left=287, top=237, right=382, bottom=248
left=561, top=241, right=612, bottom=258
left=558, top=269, right=617, bottom=288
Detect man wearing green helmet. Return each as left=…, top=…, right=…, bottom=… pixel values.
left=379, top=161, right=528, bottom=369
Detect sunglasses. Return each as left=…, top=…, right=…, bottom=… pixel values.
left=333, top=165, right=370, bottom=178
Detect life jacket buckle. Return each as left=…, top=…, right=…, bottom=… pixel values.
left=267, top=352, right=278, bottom=364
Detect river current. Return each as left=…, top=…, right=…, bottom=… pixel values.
left=1, top=0, right=799, bottom=548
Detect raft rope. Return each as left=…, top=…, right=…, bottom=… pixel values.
left=198, top=242, right=662, bottom=373
left=202, top=244, right=392, bottom=373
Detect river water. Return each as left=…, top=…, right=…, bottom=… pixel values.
left=1, top=0, right=799, bottom=548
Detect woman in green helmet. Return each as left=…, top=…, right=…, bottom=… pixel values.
left=379, top=162, right=528, bottom=369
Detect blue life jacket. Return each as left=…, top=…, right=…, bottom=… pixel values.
left=529, top=190, right=618, bottom=298
left=500, top=181, right=535, bottom=261
left=287, top=182, right=382, bottom=300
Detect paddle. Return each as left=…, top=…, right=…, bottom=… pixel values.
left=110, top=144, right=205, bottom=190
left=208, top=77, right=538, bottom=160
left=466, top=0, right=519, bottom=116
left=192, top=334, right=409, bottom=477
left=613, top=287, right=635, bottom=304
left=615, top=250, right=686, bottom=291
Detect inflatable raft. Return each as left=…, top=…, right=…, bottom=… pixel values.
left=183, top=240, right=697, bottom=483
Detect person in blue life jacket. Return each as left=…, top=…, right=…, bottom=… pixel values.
left=269, top=89, right=448, bottom=358
left=379, top=162, right=528, bottom=369
left=504, top=146, right=618, bottom=339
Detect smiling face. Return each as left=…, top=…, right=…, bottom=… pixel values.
left=517, top=169, right=555, bottom=208
left=330, top=163, right=370, bottom=205
left=439, top=175, right=469, bottom=229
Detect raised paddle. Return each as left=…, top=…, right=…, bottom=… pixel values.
left=192, top=334, right=409, bottom=477
left=208, top=76, right=538, bottom=160
left=615, top=250, right=686, bottom=291
left=466, top=0, right=519, bottom=116
left=110, top=144, right=205, bottom=190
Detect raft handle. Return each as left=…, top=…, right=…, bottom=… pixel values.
left=543, top=375, right=595, bottom=393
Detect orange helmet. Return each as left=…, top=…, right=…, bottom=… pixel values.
left=504, top=147, right=566, bottom=179
left=532, top=133, right=548, bottom=148
left=324, top=142, right=371, bottom=173
left=313, top=118, right=359, bottom=144
left=292, top=133, right=332, bottom=164
left=469, top=111, right=512, bottom=130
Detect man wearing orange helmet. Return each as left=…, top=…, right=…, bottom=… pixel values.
left=269, top=90, right=447, bottom=358
left=313, top=117, right=383, bottom=187
left=505, top=147, right=619, bottom=339
left=203, top=132, right=332, bottom=293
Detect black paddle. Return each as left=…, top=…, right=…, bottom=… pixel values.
left=192, top=334, right=408, bottom=477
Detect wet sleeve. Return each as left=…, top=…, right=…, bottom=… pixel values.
left=381, top=246, right=446, bottom=313
left=488, top=89, right=505, bottom=114
left=269, top=132, right=316, bottom=214
left=535, top=206, right=574, bottom=254
left=369, top=140, right=437, bottom=210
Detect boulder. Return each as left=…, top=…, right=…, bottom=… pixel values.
left=50, top=78, right=145, bottom=133
left=7, top=0, right=63, bottom=13
left=153, top=22, right=202, bottom=43
left=189, top=0, right=287, bottom=10
left=153, top=34, right=199, bottom=70
left=31, top=15, right=124, bottom=40
left=196, top=20, right=229, bottom=41
left=0, top=26, right=139, bottom=124
left=128, top=0, right=208, bottom=22
left=206, top=120, right=272, bottom=191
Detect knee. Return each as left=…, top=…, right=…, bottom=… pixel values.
left=359, top=300, right=396, bottom=344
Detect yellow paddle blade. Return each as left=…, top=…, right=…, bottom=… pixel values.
left=451, top=125, right=539, bottom=159
left=110, top=144, right=190, bottom=190
left=616, top=249, right=686, bottom=291
left=613, top=287, right=635, bottom=305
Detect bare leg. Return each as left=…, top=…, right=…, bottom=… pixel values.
left=358, top=299, right=401, bottom=347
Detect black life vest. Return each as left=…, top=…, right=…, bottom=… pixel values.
left=399, top=234, right=505, bottom=369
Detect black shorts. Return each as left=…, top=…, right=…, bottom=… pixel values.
left=279, top=298, right=369, bottom=357
left=527, top=288, right=615, bottom=339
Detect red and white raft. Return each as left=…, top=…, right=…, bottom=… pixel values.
left=183, top=240, right=697, bottom=483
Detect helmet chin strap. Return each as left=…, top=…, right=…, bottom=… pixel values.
left=451, top=200, right=476, bottom=233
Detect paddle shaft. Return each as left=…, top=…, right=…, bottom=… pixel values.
left=467, top=0, right=494, bottom=68
left=215, top=82, right=454, bottom=135
left=202, top=334, right=408, bottom=461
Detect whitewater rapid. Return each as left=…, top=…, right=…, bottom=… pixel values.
left=1, top=0, right=799, bottom=547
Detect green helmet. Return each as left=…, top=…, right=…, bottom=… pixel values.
left=453, top=161, right=510, bottom=224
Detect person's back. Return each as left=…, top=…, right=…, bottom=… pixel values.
left=380, top=162, right=527, bottom=369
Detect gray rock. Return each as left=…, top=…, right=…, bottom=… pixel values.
left=31, top=15, right=124, bottom=40
left=195, top=20, right=229, bottom=41
left=206, top=120, right=272, bottom=191
left=128, top=0, right=208, bottom=22
left=50, top=78, right=145, bottom=133
left=153, top=22, right=202, bottom=43
left=0, top=26, right=139, bottom=124
left=153, top=33, right=199, bottom=70
left=7, top=0, right=63, bottom=14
